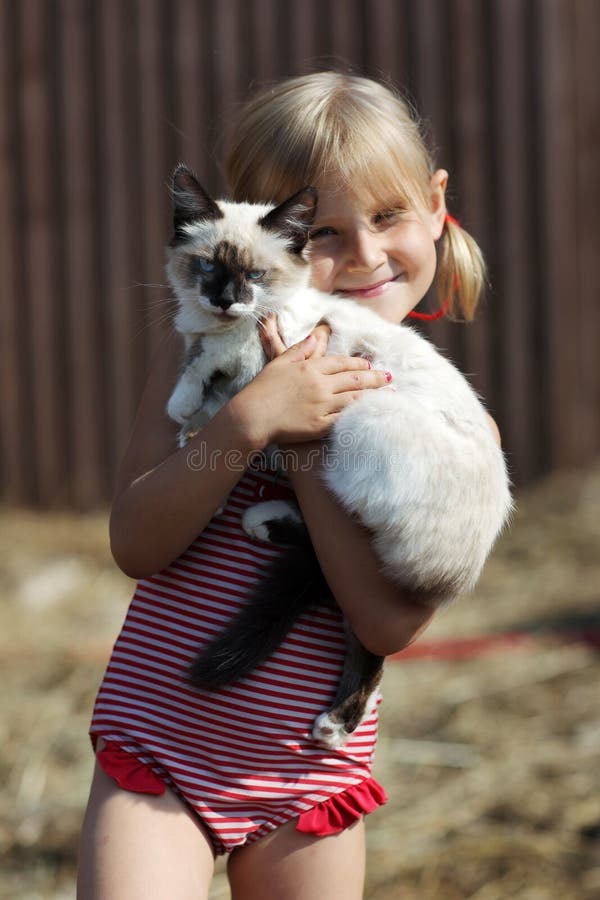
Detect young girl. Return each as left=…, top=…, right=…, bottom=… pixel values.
left=77, top=72, right=496, bottom=899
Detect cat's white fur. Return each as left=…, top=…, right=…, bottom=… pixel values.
left=167, top=194, right=512, bottom=603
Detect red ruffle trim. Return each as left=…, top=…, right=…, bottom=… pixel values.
left=96, top=739, right=387, bottom=838
left=95, top=739, right=166, bottom=795
left=296, top=777, right=388, bottom=837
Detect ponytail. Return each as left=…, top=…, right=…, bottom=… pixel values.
left=437, top=215, right=486, bottom=321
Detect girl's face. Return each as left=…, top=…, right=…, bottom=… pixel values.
left=309, top=170, right=448, bottom=323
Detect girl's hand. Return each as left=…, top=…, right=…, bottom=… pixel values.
left=228, top=314, right=391, bottom=448
left=260, top=313, right=331, bottom=360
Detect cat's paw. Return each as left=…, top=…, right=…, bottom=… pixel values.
left=178, top=423, right=202, bottom=447
left=241, top=501, right=302, bottom=543
left=167, top=383, right=202, bottom=424
left=312, top=712, right=350, bottom=749
left=312, top=692, right=379, bottom=748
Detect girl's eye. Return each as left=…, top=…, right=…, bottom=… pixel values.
left=247, top=269, right=266, bottom=281
left=372, top=209, right=401, bottom=227
left=309, top=226, right=337, bottom=240
left=194, top=257, right=215, bottom=274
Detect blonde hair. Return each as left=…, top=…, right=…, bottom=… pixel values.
left=225, top=71, right=485, bottom=320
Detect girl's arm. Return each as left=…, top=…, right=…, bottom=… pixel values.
left=108, top=328, right=259, bottom=578
left=109, top=328, right=389, bottom=579
left=287, top=448, right=436, bottom=657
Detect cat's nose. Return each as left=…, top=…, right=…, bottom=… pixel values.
left=211, top=296, right=233, bottom=310
left=213, top=280, right=237, bottom=310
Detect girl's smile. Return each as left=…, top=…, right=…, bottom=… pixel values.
left=336, top=272, right=406, bottom=300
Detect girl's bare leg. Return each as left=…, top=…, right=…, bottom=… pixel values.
left=227, top=816, right=366, bottom=900
left=77, top=762, right=216, bottom=900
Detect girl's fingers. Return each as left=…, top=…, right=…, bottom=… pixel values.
left=308, top=323, right=331, bottom=358
left=318, top=355, right=377, bottom=376
left=329, top=368, right=392, bottom=394
left=275, top=333, right=320, bottom=363
left=275, top=325, right=331, bottom=363
left=259, top=314, right=287, bottom=359
left=261, top=317, right=332, bottom=361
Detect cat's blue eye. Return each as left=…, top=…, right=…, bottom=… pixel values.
left=194, top=257, right=215, bottom=274
left=247, top=270, right=266, bottom=281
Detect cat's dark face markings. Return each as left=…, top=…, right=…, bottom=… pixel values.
left=168, top=165, right=318, bottom=326
left=189, top=241, right=258, bottom=311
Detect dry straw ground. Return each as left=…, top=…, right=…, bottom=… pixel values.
left=2, top=462, right=599, bottom=899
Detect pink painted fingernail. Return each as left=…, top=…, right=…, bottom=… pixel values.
left=366, top=360, right=372, bottom=369
left=385, top=371, right=392, bottom=382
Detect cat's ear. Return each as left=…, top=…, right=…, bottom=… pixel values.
left=170, top=164, right=223, bottom=244
left=259, top=187, right=317, bottom=254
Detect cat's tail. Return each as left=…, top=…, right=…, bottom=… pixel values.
left=187, top=542, right=331, bottom=691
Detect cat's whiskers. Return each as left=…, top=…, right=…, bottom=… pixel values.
left=131, top=280, right=171, bottom=290
left=245, top=310, right=273, bottom=331
left=251, top=301, right=278, bottom=322
left=129, top=281, right=179, bottom=317
left=131, top=295, right=180, bottom=341
left=143, top=296, right=179, bottom=312
left=245, top=307, right=265, bottom=322
left=132, top=314, right=176, bottom=342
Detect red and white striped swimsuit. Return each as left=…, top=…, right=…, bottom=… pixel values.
left=90, top=467, right=386, bottom=854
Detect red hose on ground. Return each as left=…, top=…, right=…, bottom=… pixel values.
left=390, top=629, right=600, bottom=662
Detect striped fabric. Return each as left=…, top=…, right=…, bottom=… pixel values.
left=90, top=467, right=381, bottom=853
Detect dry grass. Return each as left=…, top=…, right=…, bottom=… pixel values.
left=1, top=462, right=600, bottom=898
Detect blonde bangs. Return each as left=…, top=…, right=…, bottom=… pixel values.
left=226, top=72, right=434, bottom=216
left=312, top=130, right=431, bottom=216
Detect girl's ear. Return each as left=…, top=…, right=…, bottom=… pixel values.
left=429, top=169, right=448, bottom=240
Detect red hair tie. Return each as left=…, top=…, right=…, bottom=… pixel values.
left=408, top=213, right=458, bottom=321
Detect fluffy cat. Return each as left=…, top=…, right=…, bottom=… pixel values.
left=166, top=164, right=512, bottom=747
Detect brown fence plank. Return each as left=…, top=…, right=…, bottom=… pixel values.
left=285, top=0, right=318, bottom=73
left=211, top=0, right=244, bottom=166
left=492, top=0, right=538, bottom=482
left=98, top=0, right=145, bottom=480
left=135, top=0, right=174, bottom=362
left=173, top=0, right=211, bottom=175
left=574, top=0, right=600, bottom=458
left=450, top=0, right=494, bottom=410
left=246, top=0, right=283, bottom=83
left=0, top=0, right=29, bottom=502
left=19, top=0, right=67, bottom=504
left=328, top=0, right=364, bottom=66
left=538, top=0, right=581, bottom=469
left=58, top=0, right=105, bottom=507
left=365, top=0, right=406, bottom=82
left=412, top=0, right=459, bottom=362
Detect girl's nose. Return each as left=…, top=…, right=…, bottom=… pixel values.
left=345, top=229, right=386, bottom=272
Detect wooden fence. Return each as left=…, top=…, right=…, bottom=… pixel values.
left=1, top=0, right=598, bottom=508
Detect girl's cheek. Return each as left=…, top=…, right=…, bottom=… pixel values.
left=309, top=257, right=336, bottom=293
